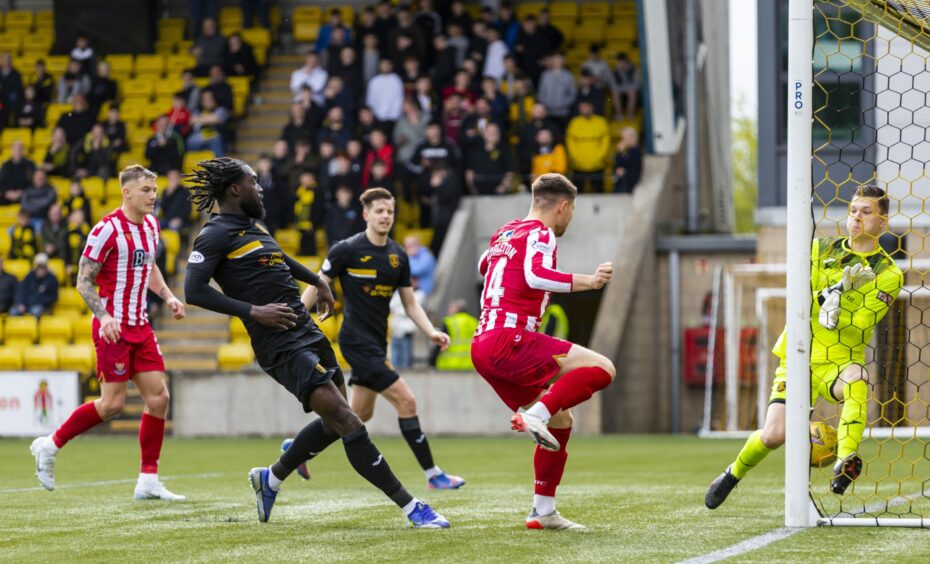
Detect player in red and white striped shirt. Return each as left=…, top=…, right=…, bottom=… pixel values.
left=471, top=173, right=616, bottom=530
left=30, top=165, right=187, bottom=501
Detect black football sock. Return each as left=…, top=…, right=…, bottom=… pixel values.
left=399, top=416, right=435, bottom=471
left=271, top=418, right=340, bottom=481
left=342, top=425, right=414, bottom=508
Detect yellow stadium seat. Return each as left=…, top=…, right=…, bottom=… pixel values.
left=0, top=204, right=19, bottom=226
left=183, top=150, right=216, bottom=173
left=44, top=56, right=69, bottom=76
left=1, top=127, right=31, bottom=150
left=33, top=127, right=52, bottom=147
left=47, top=258, right=66, bottom=285
left=5, top=315, right=37, bottom=345
left=55, top=287, right=86, bottom=313
left=4, top=11, right=34, bottom=31
left=82, top=177, right=105, bottom=202
left=39, top=316, right=73, bottom=344
left=48, top=175, right=69, bottom=200
left=117, top=151, right=146, bottom=172
left=551, top=18, right=576, bottom=38
left=122, top=79, right=154, bottom=102
left=158, top=18, right=185, bottom=35
left=217, top=342, right=254, bottom=371
left=274, top=228, right=300, bottom=256
left=581, top=2, right=610, bottom=20
left=136, top=54, right=166, bottom=76
left=58, top=343, right=95, bottom=374
left=5, top=258, right=30, bottom=280
left=118, top=104, right=146, bottom=128
left=293, top=6, right=322, bottom=23
left=127, top=127, right=151, bottom=150
left=517, top=2, right=545, bottom=19
left=229, top=316, right=249, bottom=342
left=241, top=28, right=271, bottom=50
left=293, top=22, right=321, bottom=43
left=228, top=76, right=250, bottom=96
left=161, top=228, right=180, bottom=275
left=24, top=345, right=59, bottom=370
left=166, top=54, right=196, bottom=75
left=0, top=346, right=23, bottom=370
left=336, top=6, right=355, bottom=25
left=106, top=54, right=134, bottom=76
left=46, top=102, right=72, bottom=125
left=154, top=40, right=177, bottom=54
left=158, top=25, right=184, bottom=43
left=549, top=2, right=578, bottom=19
left=13, top=52, right=40, bottom=74
left=154, top=78, right=183, bottom=98
left=574, top=23, right=606, bottom=45
left=22, top=32, right=53, bottom=54
left=35, top=11, right=54, bottom=28
left=0, top=35, right=23, bottom=54
left=72, top=314, right=94, bottom=344
left=104, top=178, right=122, bottom=201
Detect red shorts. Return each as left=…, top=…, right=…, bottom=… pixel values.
left=471, top=328, right=573, bottom=411
left=92, top=319, right=165, bottom=383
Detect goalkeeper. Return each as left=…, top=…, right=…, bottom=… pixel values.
left=706, top=185, right=903, bottom=508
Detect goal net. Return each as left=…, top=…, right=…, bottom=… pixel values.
left=783, top=0, right=930, bottom=527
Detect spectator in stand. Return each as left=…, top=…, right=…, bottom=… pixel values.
left=87, top=60, right=118, bottom=116
left=102, top=106, right=127, bottom=154
left=146, top=115, right=185, bottom=175
left=29, top=59, right=55, bottom=105
left=0, top=52, right=24, bottom=127
left=366, top=59, right=405, bottom=127
left=9, top=210, right=38, bottom=260
left=241, top=0, right=271, bottom=29
left=469, top=21, right=489, bottom=65
left=566, top=100, right=610, bottom=193
left=281, top=103, right=311, bottom=152
left=257, top=153, right=291, bottom=234
left=480, top=77, right=509, bottom=124
left=41, top=203, right=68, bottom=259
left=317, top=9, right=353, bottom=54
left=56, top=94, right=95, bottom=145
left=372, top=0, right=397, bottom=55
left=415, top=0, right=442, bottom=46
left=158, top=170, right=192, bottom=232
left=537, top=53, right=576, bottom=127
left=205, top=65, right=234, bottom=112
left=394, top=98, right=430, bottom=200
left=531, top=128, right=567, bottom=180
left=389, top=6, right=427, bottom=62
left=71, top=124, right=114, bottom=179
left=613, top=127, right=643, bottom=194
left=294, top=171, right=323, bottom=255
left=17, top=86, right=45, bottom=129
left=316, top=105, right=352, bottom=150
left=287, top=138, right=317, bottom=188
left=10, top=253, right=57, bottom=317
left=574, top=68, right=606, bottom=117
left=62, top=177, right=92, bottom=224
left=496, top=2, right=521, bottom=49
left=400, top=56, right=423, bottom=96
left=354, top=7, right=378, bottom=50
left=64, top=208, right=89, bottom=284
left=360, top=34, right=380, bottom=85
left=465, top=122, right=513, bottom=195
left=346, top=139, right=364, bottom=178
left=582, top=44, right=614, bottom=94
left=187, top=90, right=228, bottom=156
left=177, top=69, right=201, bottom=112
left=613, top=53, right=641, bottom=120
left=324, top=184, right=363, bottom=248
left=365, top=158, right=393, bottom=193
left=323, top=75, right=356, bottom=121
left=294, top=85, right=326, bottom=130
left=270, top=138, right=291, bottom=182
left=0, top=141, right=35, bottom=204
left=333, top=46, right=364, bottom=108
left=431, top=34, right=457, bottom=89
left=500, top=54, right=523, bottom=99
left=447, top=0, right=471, bottom=33
left=0, top=255, right=18, bottom=312
left=508, top=76, right=535, bottom=126
left=57, top=58, right=91, bottom=103
left=446, top=23, right=469, bottom=68
left=442, top=69, right=477, bottom=106
left=462, top=97, right=505, bottom=150
left=483, top=26, right=508, bottom=81
left=225, top=32, right=258, bottom=78
left=290, top=52, right=328, bottom=105
left=411, top=122, right=460, bottom=228
left=389, top=279, right=420, bottom=370
left=42, top=127, right=71, bottom=176
left=426, top=164, right=464, bottom=255
left=441, top=93, right=468, bottom=148
left=327, top=153, right=360, bottom=199
left=192, top=17, right=226, bottom=76
left=404, top=234, right=436, bottom=296
left=362, top=129, right=394, bottom=186
left=21, top=169, right=57, bottom=231
left=166, top=94, right=192, bottom=137
left=414, top=76, right=438, bottom=116
left=537, top=9, right=564, bottom=54
left=70, top=34, right=96, bottom=75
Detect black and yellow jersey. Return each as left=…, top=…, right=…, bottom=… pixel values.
left=322, top=232, right=411, bottom=347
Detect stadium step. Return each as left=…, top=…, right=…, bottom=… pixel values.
left=158, top=328, right=229, bottom=341
left=166, top=357, right=218, bottom=371
left=236, top=139, right=280, bottom=152
left=160, top=342, right=226, bottom=355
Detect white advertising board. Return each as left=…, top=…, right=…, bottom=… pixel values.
left=0, top=372, right=80, bottom=437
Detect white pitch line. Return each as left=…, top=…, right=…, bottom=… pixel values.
left=676, top=527, right=802, bottom=564
left=0, top=472, right=223, bottom=494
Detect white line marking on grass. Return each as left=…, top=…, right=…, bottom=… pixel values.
left=677, top=527, right=802, bottom=564
left=0, top=472, right=223, bottom=494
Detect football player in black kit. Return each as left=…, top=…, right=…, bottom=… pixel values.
left=183, top=157, right=449, bottom=528
left=295, top=187, right=465, bottom=490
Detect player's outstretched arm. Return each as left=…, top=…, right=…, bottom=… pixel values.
left=399, top=286, right=449, bottom=350
left=148, top=264, right=185, bottom=320
left=76, top=256, right=120, bottom=344
left=570, top=262, right=614, bottom=292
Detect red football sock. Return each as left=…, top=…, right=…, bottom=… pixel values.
left=52, top=402, right=104, bottom=448
left=539, top=366, right=612, bottom=415
left=534, top=427, right=572, bottom=496
left=139, top=413, right=166, bottom=474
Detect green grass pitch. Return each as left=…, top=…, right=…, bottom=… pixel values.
left=1, top=435, right=929, bottom=562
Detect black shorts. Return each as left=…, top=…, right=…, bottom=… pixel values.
left=262, top=338, right=346, bottom=413
left=340, top=339, right=400, bottom=392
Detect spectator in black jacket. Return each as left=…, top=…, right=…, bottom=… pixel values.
left=102, top=106, right=127, bottom=153
left=70, top=124, right=114, bottom=180
left=280, top=103, right=312, bottom=152
left=0, top=255, right=18, bottom=312
left=465, top=122, right=514, bottom=195
left=324, top=184, right=364, bottom=246
left=29, top=59, right=55, bottom=105
left=192, top=17, right=226, bottom=76
left=427, top=164, right=464, bottom=255
left=225, top=33, right=258, bottom=78
left=256, top=154, right=291, bottom=234
left=613, top=127, right=643, bottom=194
left=16, top=85, right=45, bottom=129
left=536, top=9, right=564, bottom=55
left=517, top=102, right=561, bottom=177
left=56, top=94, right=95, bottom=145
left=0, top=141, right=35, bottom=204
left=205, top=65, right=234, bottom=112
left=21, top=169, right=57, bottom=231
left=64, top=208, right=89, bottom=284
left=316, top=105, right=352, bottom=150
left=574, top=69, right=606, bottom=117
left=10, top=253, right=58, bottom=317
left=0, top=52, right=24, bottom=127
left=41, top=203, right=68, bottom=259
left=43, top=126, right=71, bottom=176
left=158, top=170, right=192, bottom=233
left=145, top=115, right=185, bottom=175
left=514, top=15, right=549, bottom=86
left=86, top=60, right=118, bottom=116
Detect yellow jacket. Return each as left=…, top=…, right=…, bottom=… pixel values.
left=531, top=144, right=568, bottom=177
left=566, top=115, right=610, bottom=171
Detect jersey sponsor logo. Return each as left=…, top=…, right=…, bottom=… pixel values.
left=877, top=290, right=893, bottom=305
left=359, top=255, right=372, bottom=262
left=531, top=240, right=552, bottom=253
left=131, top=249, right=153, bottom=268
left=389, top=254, right=400, bottom=268
left=258, top=252, right=285, bottom=267
left=188, top=251, right=205, bottom=264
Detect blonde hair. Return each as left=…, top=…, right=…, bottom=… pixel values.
left=119, top=164, right=157, bottom=187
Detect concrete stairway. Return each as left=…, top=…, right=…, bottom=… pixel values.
left=232, top=54, right=301, bottom=163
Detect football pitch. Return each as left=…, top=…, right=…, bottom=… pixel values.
left=1, top=435, right=928, bottom=562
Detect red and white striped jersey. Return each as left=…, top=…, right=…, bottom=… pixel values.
left=476, top=218, right=573, bottom=335
left=82, top=208, right=160, bottom=326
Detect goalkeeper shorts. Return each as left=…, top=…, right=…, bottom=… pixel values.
left=769, top=358, right=857, bottom=406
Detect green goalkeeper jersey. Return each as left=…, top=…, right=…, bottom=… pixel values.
left=773, top=237, right=903, bottom=365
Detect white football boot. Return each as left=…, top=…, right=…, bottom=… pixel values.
left=134, top=474, right=186, bottom=500
left=510, top=413, right=560, bottom=451
left=525, top=509, right=586, bottom=530
left=30, top=436, right=57, bottom=491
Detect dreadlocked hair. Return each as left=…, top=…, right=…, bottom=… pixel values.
left=182, top=157, right=247, bottom=212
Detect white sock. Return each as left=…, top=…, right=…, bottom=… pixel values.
left=424, top=466, right=443, bottom=479
left=138, top=472, right=158, bottom=485
left=45, top=436, right=60, bottom=453
left=534, top=494, right=556, bottom=516
left=402, top=498, right=420, bottom=516
left=525, top=403, right=552, bottom=423
left=267, top=467, right=282, bottom=491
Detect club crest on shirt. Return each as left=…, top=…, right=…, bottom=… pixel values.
left=497, top=229, right=514, bottom=242
left=389, top=254, right=400, bottom=268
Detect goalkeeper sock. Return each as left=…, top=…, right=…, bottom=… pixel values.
left=533, top=426, right=572, bottom=497
left=731, top=430, right=772, bottom=480
left=838, top=380, right=868, bottom=459
left=539, top=367, right=613, bottom=414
